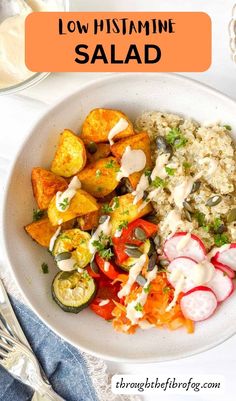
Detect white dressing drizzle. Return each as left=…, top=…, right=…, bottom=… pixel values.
left=118, top=254, right=147, bottom=298
left=98, top=299, right=110, bottom=306
left=172, top=177, right=194, bottom=209
left=151, top=153, right=169, bottom=180
left=166, top=259, right=215, bottom=311
left=132, top=173, right=149, bottom=205
left=116, top=146, right=146, bottom=182
left=56, top=176, right=81, bottom=213
left=138, top=188, right=160, bottom=212
left=88, top=216, right=112, bottom=256
left=49, top=227, right=61, bottom=252
left=108, top=118, right=129, bottom=145
left=162, top=209, right=183, bottom=235
left=57, top=257, right=77, bottom=272
left=104, top=261, right=110, bottom=272
left=176, top=232, right=191, bottom=251
left=126, top=266, right=158, bottom=325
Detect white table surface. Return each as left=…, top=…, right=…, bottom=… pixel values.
left=0, top=1, right=236, bottom=400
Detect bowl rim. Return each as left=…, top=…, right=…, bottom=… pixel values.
left=3, top=72, right=236, bottom=363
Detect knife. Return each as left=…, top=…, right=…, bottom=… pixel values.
left=0, top=277, right=50, bottom=401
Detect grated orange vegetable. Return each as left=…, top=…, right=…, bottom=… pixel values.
left=112, top=271, right=194, bottom=334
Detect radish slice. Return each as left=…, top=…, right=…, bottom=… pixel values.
left=180, top=286, right=217, bottom=321
left=211, top=258, right=235, bottom=279
left=206, top=268, right=234, bottom=302
left=167, top=257, right=199, bottom=293
left=164, top=232, right=206, bottom=262
left=214, top=244, right=236, bottom=271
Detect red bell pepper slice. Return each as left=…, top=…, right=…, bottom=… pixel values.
left=87, top=265, right=101, bottom=279
left=95, top=254, right=120, bottom=280
left=90, top=279, right=120, bottom=320
left=113, top=219, right=158, bottom=264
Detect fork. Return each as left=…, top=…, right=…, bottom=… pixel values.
left=0, top=329, right=65, bottom=400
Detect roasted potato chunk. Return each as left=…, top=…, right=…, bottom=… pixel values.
left=25, top=217, right=58, bottom=248
left=48, top=189, right=99, bottom=226
left=77, top=205, right=101, bottom=231
left=51, top=129, right=87, bottom=177
left=87, top=143, right=111, bottom=163
left=111, top=132, right=152, bottom=189
left=78, top=157, right=120, bottom=198
left=81, top=108, right=134, bottom=144
left=31, top=168, right=67, bottom=210
left=109, top=193, right=153, bottom=235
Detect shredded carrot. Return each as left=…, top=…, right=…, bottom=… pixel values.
left=112, top=271, right=195, bottom=335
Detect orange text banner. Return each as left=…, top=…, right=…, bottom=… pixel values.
left=25, top=12, right=211, bottom=72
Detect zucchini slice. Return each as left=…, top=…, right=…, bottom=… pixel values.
left=52, top=228, right=92, bottom=269
left=52, top=270, right=96, bottom=313
left=120, top=240, right=151, bottom=272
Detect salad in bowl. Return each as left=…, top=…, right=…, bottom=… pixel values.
left=24, top=108, right=236, bottom=335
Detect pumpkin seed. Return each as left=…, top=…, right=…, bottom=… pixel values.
left=183, top=201, right=194, bottom=213
left=125, top=243, right=139, bottom=250
left=190, top=181, right=201, bottom=194
left=87, top=141, right=97, bottom=154
left=145, top=214, right=159, bottom=224
left=184, top=209, right=192, bottom=222
left=99, top=215, right=108, bottom=224
left=206, top=195, right=222, bottom=207
left=215, top=224, right=227, bottom=234
left=142, top=191, right=149, bottom=201
left=147, top=253, right=157, bottom=271
left=90, top=259, right=99, bottom=274
left=136, top=274, right=147, bottom=286
left=159, top=259, right=169, bottom=268
left=227, top=208, right=236, bottom=224
left=148, top=239, right=156, bottom=256
left=55, top=252, right=72, bottom=262
left=156, top=136, right=173, bottom=157
left=153, top=234, right=161, bottom=247
left=134, top=227, right=147, bottom=241
left=124, top=248, right=143, bottom=258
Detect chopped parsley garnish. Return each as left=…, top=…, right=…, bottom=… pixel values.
left=134, top=303, right=143, bottom=312
left=121, top=210, right=129, bottom=216
left=212, top=218, right=224, bottom=232
left=102, top=203, right=113, bottom=213
left=92, top=232, right=113, bottom=260
left=97, top=186, right=103, bottom=192
left=165, top=166, right=175, bottom=176
left=144, top=169, right=152, bottom=177
left=112, top=196, right=119, bottom=209
left=144, top=284, right=151, bottom=294
left=214, top=233, right=229, bottom=247
left=183, top=161, right=191, bottom=170
left=95, top=169, right=101, bottom=177
left=194, top=211, right=206, bottom=227
left=166, top=128, right=188, bottom=149
left=102, top=197, right=119, bottom=213
left=223, top=125, right=232, bottom=131
left=41, top=262, right=49, bottom=274
left=118, top=220, right=128, bottom=231
left=151, top=177, right=166, bottom=188
left=163, top=286, right=171, bottom=294
left=105, top=159, right=116, bottom=168
left=33, top=209, right=44, bottom=221
left=59, top=197, right=69, bottom=210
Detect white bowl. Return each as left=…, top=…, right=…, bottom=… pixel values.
left=3, top=73, right=236, bottom=363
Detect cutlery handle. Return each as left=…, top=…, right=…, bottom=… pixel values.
left=36, top=386, right=65, bottom=401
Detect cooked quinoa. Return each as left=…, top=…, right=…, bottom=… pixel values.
left=135, top=111, right=236, bottom=249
